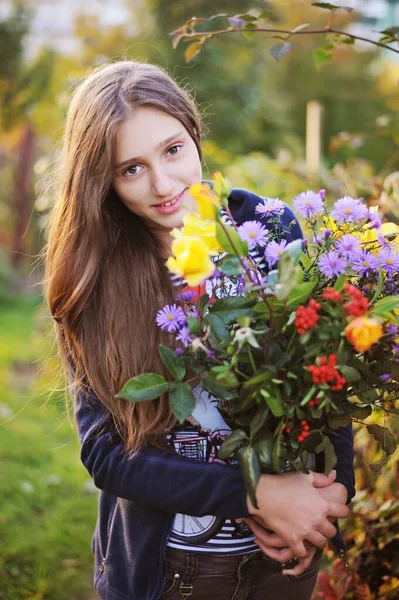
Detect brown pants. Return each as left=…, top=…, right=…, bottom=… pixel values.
left=161, top=547, right=322, bottom=600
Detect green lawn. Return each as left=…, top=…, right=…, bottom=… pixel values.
left=0, top=296, right=99, bottom=600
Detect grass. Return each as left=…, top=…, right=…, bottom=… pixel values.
left=0, top=296, right=99, bottom=600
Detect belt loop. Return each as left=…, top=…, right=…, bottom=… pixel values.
left=179, top=553, right=198, bottom=598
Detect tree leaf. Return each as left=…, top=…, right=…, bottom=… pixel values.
left=270, top=42, right=293, bottom=62
left=187, top=315, right=201, bottom=335
left=159, top=344, right=186, bottom=381
left=115, top=373, right=169, bottom=402
left=254, top=433, right=274, bottom=468
left=348, top=404, right=372, bottom=420
left=323, top=435, right=338, bottom=474
left=238, top=445, right=260, bottom=509
left=169, top=381, right=196, bottom=424
left=204, top=313, right=229, bottom=343
left=185, top=41, right=202, bottom=63
left=218, top=429, right=248, bottom=459
left=202, top=370, right=237, bottom=400
left=313, top=44, right=334, bottom=69
left=250, top=406, right=269, bottom=437
left=337, top=365, right=361, bottom=383
left=260, top=388, right=285, bottom=416
left=367, top=424, right=396, bottom=456
left=327, top=414, right=352, bottom=429
left=312, top=2, right=353, bottom=11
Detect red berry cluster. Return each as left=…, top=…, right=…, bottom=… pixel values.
left=307, top=354, right=346, bottom=391
left=295, top=299, right=321, bottom=335
left=308, top=397, right=320, bottom=407
left=344, top=283, right=369, bottom=318
left=297, top=420, right=310, bottom=443
left=322, top=287, right=344, bottom=303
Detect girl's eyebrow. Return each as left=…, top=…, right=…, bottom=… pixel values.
left=115, top=132, right=184, bottom=169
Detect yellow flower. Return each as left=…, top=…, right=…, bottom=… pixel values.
left=320, top=215, right=351, bottom=239
left=358, top=227, right=379, bottom=252
left=344, top=316, right=383, bottom=353
left=212, top=172, right=231, bottom=200
left=175, top=213, right=223, bottom=254
left=380, top=222, right=399, bottom=238
left=189, top=183, right=220, bottom=220
left=166, top=236, right=215, bottom=286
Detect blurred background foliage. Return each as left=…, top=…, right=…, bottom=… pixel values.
left=0, top=0, right=398, bottom=598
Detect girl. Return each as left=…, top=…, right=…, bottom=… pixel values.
left=44, top=60, right=354, bottom=600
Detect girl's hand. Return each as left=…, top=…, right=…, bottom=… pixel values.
left=246, top=469, right=349, bottom=558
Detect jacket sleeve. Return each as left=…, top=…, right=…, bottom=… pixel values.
left=75, top=387, right=250, bottom=518
left=228, top=187, right=356, bottom=502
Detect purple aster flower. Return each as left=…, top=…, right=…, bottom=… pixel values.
left=238, top=220, right=268, bottom=250
left=386, top=323, right=399, bottom=336
left=379, top=249, right=399, bottom=275
left=383, top=275, right=399, bottom=295
left=176, top=290, right=196, bottom=302
left=323, top=229, right=332, bottom=240
left=335, top=234, right=361, bottom=259
left=331, top=196, right=368, bottom=224
left=318, top=251, right=347, bottom=278
left=248, top=269, right=266, bottom=286
left=156, top=304, right=186, bottom=332
left=319, top=189, right=326, bottom=199
left=264, top=240, right=288, bottom=268
left=176, top=326, right=193, bottom=347
left=313, top=235, right=323, bottom=245
left=380, top=373, right=391, bottom=383
left=293, top=191, right=324, bottom=218
left=351, top=249, right=379, bottom=277
left=237, top=276, right=246, bottom=293
left=187, top=308, right=199, bottom=318
left=255, top=197, right=285, bottom=217
left=175, top=347, right=184, bottom=356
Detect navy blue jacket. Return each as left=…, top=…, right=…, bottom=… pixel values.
left=74, top=188, right=355, bottom=600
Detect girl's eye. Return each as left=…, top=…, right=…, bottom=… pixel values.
left=123, top=164, right=143, bottom=177
left=166, top=144, right=182, bottom=156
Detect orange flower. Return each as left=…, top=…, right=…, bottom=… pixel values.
left=344, top=316, right=383, bottom=353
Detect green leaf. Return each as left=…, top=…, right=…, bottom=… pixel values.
left=242, top=22, right=258, bottom=40
left=284, top=239, right=303, bottom=262
left=159, top=344, right=186, bottom=381
left=276, top=257, right=301, bottom=301
left=238, top=445, right=260, bottom=508
left=270, top=42, right=293, bottom=62
left=323, top=435, right=338, bottom=474
left=115, top=373, right=168, bottom=402
left=313, top=44, right=333, bottom=69
left=327, top=414, right=352, bottom=429
left=370, top=296, right=399, bottom=318
left=202, top=370, right=237, bottom=400
left=287, top=281, right=317, bottom=310
left=312, top=2, right=353, bottom=11
left=337, top=365, right=361, bottom=383
left=370, top=268, right=384, bottom=304
left=169, top=381, right=196, bottom=424
left=333, top=273, right=346, bottom=292
left=212, top=364, right=239, bottom=388
left=218, top=429, right=248, bottom=460
left=254, top=433, right=274, bottom=468
left=199, top=293, right=209, bottom=314
left=216, top=221, right=248, bottom=256
left=219, top=256, right=244, bottom=276
left=367, top=424, right=396, bottom=456
left=204, top=313, right=229, bottom=343
left=348, top=404, right=372, bottom=420
left=187, top=315, right=201, bottom=335
left=185, top=41, right=203, bottom=63
left=250, top=406, right=269, bottom=437
left=260, top=388, right=285, bottom=416
left=209, top=296, right=255, bottom=323
left=300, top=385, right=317, bottom=406
left=272, top=435, right=283, bottom=472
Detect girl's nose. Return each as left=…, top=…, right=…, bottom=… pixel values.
left=151, top=167, right=174, bottom=198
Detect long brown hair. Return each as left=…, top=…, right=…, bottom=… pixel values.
left=43, top=60, right=203, bottom=454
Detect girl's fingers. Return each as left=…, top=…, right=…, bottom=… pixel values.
left=255, top=540, right=295, bottom=563
left=328, top=500, right=350, bottom=519
left=245, top=517, right=287, bottom=547
left=282, top=547, right=317, bottom=577
left=317, top=520, right=337, bottom=539
left=305, top=531, right=328, bottom=550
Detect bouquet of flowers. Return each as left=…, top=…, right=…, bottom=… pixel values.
left=117, top=173, right=399, bottom=507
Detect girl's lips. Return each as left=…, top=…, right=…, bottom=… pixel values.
left=152, top=189, right=186, bottom=215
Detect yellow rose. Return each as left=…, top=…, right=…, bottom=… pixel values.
left=344, top=316, right=383, bottom=353
left=189, top=183, right=220, bottom=220
left=176, top=213, right=223, bottom=254
left=212, top=172, right=231, bottom=200
left=166, top=236, right=215, bottom=286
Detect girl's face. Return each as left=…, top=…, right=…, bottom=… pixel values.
left=112, top=105, right=202, bottom=245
